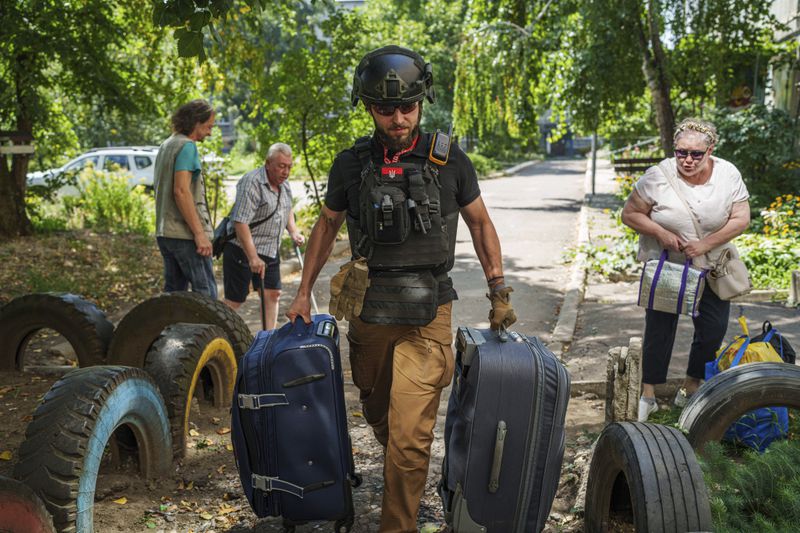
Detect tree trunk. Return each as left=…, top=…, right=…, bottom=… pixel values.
left=635, top=0, right=675, bottom=156
left=0, top=54, right=35, bottom=238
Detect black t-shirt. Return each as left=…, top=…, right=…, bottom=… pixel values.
left=325, top=132, right=481, bottom=304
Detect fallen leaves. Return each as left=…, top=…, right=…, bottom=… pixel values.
left=0, top=450, right=12, bottom=461
left=112, top=497, right=127, bottom=505
left=215, top=427, right=230, bottom=435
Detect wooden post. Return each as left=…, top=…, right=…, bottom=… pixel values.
left=605, top=347, right=619, bottom=423
left=613, top=346, right=630, bottom=422
left=790, top=270, right=800, bottom=307
left=625, top=337, right=643, bottom=421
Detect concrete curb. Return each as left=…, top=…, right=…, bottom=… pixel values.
left=549, top=161, right=592, bottom=351
left=570, top=377, right=685, bottom=399
left=484, top=159, right=542, bottom=180
left=732, top=289, right=790, bottom=304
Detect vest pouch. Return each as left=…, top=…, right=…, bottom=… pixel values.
left=359, top=270, right=438, bottom=326
left=366, top=186, right=410, bottom=245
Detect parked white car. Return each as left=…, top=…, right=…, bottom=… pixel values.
left=27, top=146, right=160, bottom=194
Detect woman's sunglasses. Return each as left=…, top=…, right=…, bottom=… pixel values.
left=371, top=102, right=419, bottom=117
left=674, top=148, right=707, bottom=160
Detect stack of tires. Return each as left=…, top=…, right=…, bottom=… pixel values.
left=583, top=364, right=800, bottom=532
left=0, top=291, right=253, bottom=532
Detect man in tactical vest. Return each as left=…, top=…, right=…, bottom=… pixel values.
left=286, top=46, right=516, bottom=531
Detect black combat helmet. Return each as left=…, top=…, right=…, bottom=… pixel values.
left=351, top=45, right=435, bottom=107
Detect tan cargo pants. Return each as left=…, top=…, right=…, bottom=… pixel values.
left=346, top=302, right=455, bottom=533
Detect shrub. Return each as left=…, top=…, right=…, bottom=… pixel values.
left=760, top=193, right=800, bottom=239
left=702, top=438, right=800, bottom=533
left=614, top=174, right=636, bottom=202
left=712, top=105, right=800, bottom=207
left=735, top=233, right=800, bottom=290
left=467, top=152, right=503, bottom=178
left=74, top=168, right=155, bottom=235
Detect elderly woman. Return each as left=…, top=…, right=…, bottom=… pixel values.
left=621, top=118, right=751, bottom=422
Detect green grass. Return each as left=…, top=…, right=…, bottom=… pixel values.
left=646, top=402, right=800, bottom=531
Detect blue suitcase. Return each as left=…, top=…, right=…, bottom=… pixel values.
left=230, top=315, right=360, bottom=531
left=439, top=327, right=571, bottom=533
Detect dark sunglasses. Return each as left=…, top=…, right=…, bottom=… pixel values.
left=371, top=102, right=419, bottom=117
left=674, top=148, right=707, bottom=160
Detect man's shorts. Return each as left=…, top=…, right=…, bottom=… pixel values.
left=222, top=242, right=281, bottom=303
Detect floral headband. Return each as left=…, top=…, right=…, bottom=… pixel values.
left=673, top=120, right=718, bottom=145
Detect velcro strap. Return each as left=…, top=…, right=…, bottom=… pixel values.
left=408, top=172, right=427, bottom=202
left=237, top=393, right=288, bottom=410
left=251, top=474, right=304, bottom=499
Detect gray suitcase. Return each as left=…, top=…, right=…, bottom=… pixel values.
left=439, top=327, right=570, bottom=532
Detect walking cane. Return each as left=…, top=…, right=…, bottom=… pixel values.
left=257, top=275, right=267, bottom=331
left=294, top=244, right=320, bottom=315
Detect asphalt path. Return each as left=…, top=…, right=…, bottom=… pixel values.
left=449, top=158, right=586, bottom=336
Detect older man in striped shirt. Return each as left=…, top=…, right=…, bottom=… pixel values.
left=222, top=143, right=304, bottom=328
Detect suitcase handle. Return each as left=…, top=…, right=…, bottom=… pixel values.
left=488, top=420, right=507, bottom=493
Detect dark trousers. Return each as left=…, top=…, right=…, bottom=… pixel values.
left=642, top=285, right=730, bottom=384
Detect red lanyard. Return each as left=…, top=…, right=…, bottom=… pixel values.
left=382, top=135, right=419, bottom=164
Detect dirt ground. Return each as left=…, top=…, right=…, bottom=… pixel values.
left=0, top=231, right=604, bottom=532
left=0, top=327, right=602, bottom=533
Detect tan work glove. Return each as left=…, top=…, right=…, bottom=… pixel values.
left=487, top=285, right=516, bottom=331
left=329, top=258, right=370, bottom=321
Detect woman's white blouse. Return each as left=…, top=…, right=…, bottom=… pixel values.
left=633, top=156, right=749, bottom=268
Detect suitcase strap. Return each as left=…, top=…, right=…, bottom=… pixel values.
left=251, top=474, right=337, bottom=499
left=251, top=474, right=305, bottom=498
left=237, top=393, right=289, bottom=410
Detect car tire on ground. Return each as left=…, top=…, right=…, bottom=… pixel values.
left=679, top=362, right=800, bottom=451
left=0, top=475, right=56, bottom=533
left=144, top=323, right=237, bottom=457
left=0, top=293, right=113, bottom=371
left=584, top=422, right=713, bottom=533
left=107, top=291, right=253, bottom=368
left=13, top=366, right=171, bottom=533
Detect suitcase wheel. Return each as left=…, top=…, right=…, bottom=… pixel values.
left=350, top=473, right=363, bottom=488
left=334, top=517, right=353, bottom=533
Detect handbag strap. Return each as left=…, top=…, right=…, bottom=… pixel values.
left=657, top=160, right=708, bottom=243
left=648, top=249, right=695, bottom=314
left=227, top=177, right=282, bottom=233
left=248, top=189, right=281, bottom=231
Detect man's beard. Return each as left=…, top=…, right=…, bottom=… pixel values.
left=375, top=122, right=421, bottom=152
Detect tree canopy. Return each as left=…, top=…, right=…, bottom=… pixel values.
left=454, top=0, right=785, bottom=154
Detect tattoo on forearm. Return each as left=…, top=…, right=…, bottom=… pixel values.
left=320, top=213, right=337, bottom=227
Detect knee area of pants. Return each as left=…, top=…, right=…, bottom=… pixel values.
left=386, top=445, right=429, bottom=470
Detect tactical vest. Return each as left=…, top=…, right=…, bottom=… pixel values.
left=345, top=136, right=459, bottom=273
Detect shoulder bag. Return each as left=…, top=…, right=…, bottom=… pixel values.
left=657, top=161, right=751, bottom=300
left=212, top=186, right=282, bottom=259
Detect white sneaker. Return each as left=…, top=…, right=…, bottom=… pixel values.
left=637, top=397, right=658, bottom=422
left=673, top=387, right=692, bottom=408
